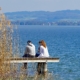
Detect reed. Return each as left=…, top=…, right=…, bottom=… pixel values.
left=0, top=8, right=27, bottom=79
left=0, top=8, right=14, bottom=79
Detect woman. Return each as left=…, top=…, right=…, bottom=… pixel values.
left=37, top=40, right=49, bottom=57
left=36, top=40, right=50, bottom=75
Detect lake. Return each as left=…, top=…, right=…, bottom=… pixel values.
left=13, top=25, right=80, bottom=80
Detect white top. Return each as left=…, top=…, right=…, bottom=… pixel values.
left=38, top=46, right=49, bottom=58
left=25, top=43, right=36, bottom=56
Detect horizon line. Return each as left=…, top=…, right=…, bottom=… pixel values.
left=3, top=9, right=80, bottom=13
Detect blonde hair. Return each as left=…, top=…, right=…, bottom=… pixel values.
left=39, top=40, right=46, bottom=48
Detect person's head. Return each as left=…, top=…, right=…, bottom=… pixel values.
left=27, top=40, right=31, bottom=45
left=39, top=40, right=46, bottom=48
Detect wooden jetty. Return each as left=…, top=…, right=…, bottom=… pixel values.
left=6, top=57, right=59, bottom=75
left=7, top=57, right=59, bottom=63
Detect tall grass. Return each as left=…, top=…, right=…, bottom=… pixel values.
left=0, top=9, right=14, bottom=79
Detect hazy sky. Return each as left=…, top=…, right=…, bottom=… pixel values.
left=0, top=0, right=80, bottom=13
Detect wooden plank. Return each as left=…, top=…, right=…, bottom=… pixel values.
left=6, top=57, right=59, bottom=63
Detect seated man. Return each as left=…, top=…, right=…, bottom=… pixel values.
left=23, top=40, right=36, bottom=69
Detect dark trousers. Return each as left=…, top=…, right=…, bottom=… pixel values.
left=37, top=62, right=46, bottom=75
left=23, top=54, right=34, bottom=69
left=23, top=54, right=35, bottom=57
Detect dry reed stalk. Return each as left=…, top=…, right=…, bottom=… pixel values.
left=0, top=8, right=14, bottom=79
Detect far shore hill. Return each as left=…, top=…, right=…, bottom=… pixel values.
left=5, top=10, right=80, bottom=25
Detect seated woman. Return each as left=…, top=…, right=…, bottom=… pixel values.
left=36, top=40, right=49, bottom=58
left=36, top=40, right=50, bottom=75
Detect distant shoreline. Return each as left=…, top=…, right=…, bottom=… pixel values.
left=5, top=10, right=80, bottom=26
left=11, top=21, right=80, bottom=26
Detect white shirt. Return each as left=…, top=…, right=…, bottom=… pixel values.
left=38, top=45, right=49, bottom=58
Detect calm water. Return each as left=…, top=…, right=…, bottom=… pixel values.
left=13, top=25, right=80, bottom=80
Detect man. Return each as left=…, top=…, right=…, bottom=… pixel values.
left=23, top=40, right=36, bottom=69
